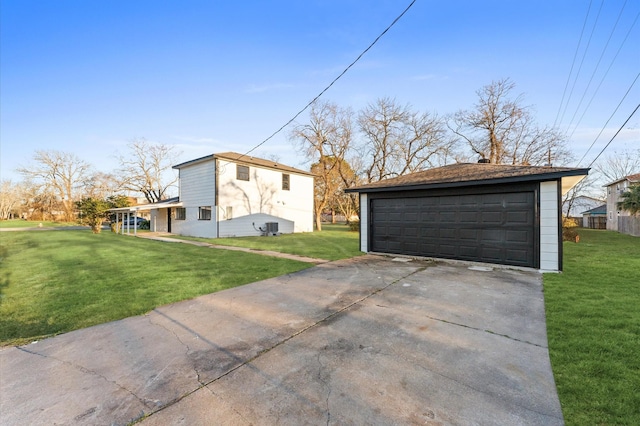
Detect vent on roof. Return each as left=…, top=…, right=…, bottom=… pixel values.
left=478, top=158, right=490, bottom=164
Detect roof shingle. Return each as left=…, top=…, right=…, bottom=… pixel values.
left=347, top=162, right=589, bottom=192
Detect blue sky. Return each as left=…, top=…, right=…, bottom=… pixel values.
left=1, top=0, right=639, bottom=183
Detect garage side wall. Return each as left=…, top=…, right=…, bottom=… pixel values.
left=360, top=193, right=368, bottom=252
left=539, top=180, right=560, bottom=271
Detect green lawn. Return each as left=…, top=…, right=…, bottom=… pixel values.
left=0, top=230, right=314, bottom=346
left=0, top=220, right=78, bottom=228
left=171, top=223, right=363, bottom=261
left=544, top=229, right=640, bottom=425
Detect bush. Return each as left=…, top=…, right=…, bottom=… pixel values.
left=348, top=220, right=360, bottom=231
left=562, top=227, right=580, bottom=243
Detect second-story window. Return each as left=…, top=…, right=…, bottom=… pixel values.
left=282, top=173, right=290, bottom=190
left=237, top=165, right=249, bottom=181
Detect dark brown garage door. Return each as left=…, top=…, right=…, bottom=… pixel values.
left=370, top=191, right=537, bottom=267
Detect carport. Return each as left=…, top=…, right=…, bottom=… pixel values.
left=109, top=197, right=182, bottom=235
left=346, top=162, right=589, bottom=272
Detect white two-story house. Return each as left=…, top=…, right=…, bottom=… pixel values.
left=140, top=152, right=314, bottom=238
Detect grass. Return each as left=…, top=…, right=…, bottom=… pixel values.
left=544, top=229, right=640, bottom=425
left=0, top=220, right=78, bottom=228
left=170, top=223, right=363, bottom=261
left=0, top=230, right=314, bottom=346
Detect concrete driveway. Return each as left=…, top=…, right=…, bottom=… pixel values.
left=0, top=255, right=563, bottom=425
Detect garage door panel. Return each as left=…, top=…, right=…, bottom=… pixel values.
left=481, top=229, right=503, bottom=241
left=438, top=244, right=457, bottom=256
left=506, top=230, right=531, bottom=243
left=481, top=212, right=503, bottom=224
left=459, top=229, right=478, bottom=240
left=421, top=212, right=438, bottom=222
left=371, top=191, right=536, bottom=268
left=439, top=211, right=457, bottom=222
left=506, top=211, right=531, bottom=224
left=459, top=245, right=480, bottom=257
left=481, top=246, right=504, bottom=261
left=439, top=228, right=457, bottom=239
left=459, top=211, right=478, bottom=223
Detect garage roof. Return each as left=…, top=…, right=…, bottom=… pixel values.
left=346, top=163, right=589, bottom=194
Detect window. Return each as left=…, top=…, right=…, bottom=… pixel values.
left=609, top=212, right=612, bottom=219
left=199, top=206, right=212, bottom=220
left=237, top=165, right=249, bottom=181
left=226, top=206, right=233, bottom=220
left=282, top=173, right=290, bottom=191
left=175, top=208, right=186, bottom=220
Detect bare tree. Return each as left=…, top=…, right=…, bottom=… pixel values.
left=116, top=138, right=180, bottom=203
left=0, top=180, right=25, bottom=220
left=310, top=156, right=359, bottom=223
left=289, top=101, right=354, bottom=230
left=17, top=150, right=92, bottom=221
left=449, top=78, right=571, bottom=166
left=593, top=148, right=640, bottom=184
left=357, top=97, right=452, bottom=183
left=82, top=171, right=121, bottom=199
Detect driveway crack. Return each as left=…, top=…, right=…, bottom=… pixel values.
left=15, top=346, right=152, bottom=411
left=420, top=314, right=547, bottom=348
left=316, top=353, right=331, bottom=425
left=135, top=266, right=427, bottom=424
left=146, top=313, right=206, bottom=386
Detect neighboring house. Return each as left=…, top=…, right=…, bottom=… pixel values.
left=604, top=172, right=640, bottom=234
left=112, top=152, right=314, bottom=238
left=581, top=204, right=607, bottom=229
left=346, top=162, right=589, bottom=272
left=562, top=195, right=604, bottom=219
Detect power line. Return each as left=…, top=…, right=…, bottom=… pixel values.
left=587, top=102, right=640, bottom=169
left=564, top=0, right=630, bottom=133
left=240, top=0, right=417, bottom=159
left=558, top=0, right=605, bottom=128
left=554, top=0, right=593, bottom=128
left=567, top=10, right=639, bottom=141
left=577, top=71, right=639, bottom=167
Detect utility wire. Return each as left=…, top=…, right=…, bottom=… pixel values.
left=559, top=0, right=604, bottom=128
left=240, top=0, right=417, bottom=159
left=565, top=0, right=629, bottom=133
left=554, top=0, right=593, bottom=128
left=587, top=102, right=640, bottom=169
left=568, top=10, right=639, bottom=141
left=577, top=71, right=639, bottom=167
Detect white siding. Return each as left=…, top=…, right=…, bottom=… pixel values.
left=219, top=213, right=294, bottom=237
left=171, top=156, right=313, bottom=239
left=359, top=193, right=368, bottom=252
left=216, top=159, right=313, bottom=234
left=150, top=209, right=169, bottom=232
left=539, top=181, right=559, bottom=271
left=172, top=161, right=217, bottom=238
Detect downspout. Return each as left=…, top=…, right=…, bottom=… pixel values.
left=215, top=158, right=219, bottom=238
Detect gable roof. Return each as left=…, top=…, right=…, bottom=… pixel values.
left=581, top=204, right=607, bottom=215
left=604, top=173, right=640, bottom=187
left=173, top=152, right=313, bottom=176
left=346, top=163, right=589, bottom=193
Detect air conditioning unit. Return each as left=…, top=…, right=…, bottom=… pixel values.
left=265, top=222, right=279, bottom=235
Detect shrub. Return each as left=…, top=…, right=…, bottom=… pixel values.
left=562, top=227, right=580, bottom=243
